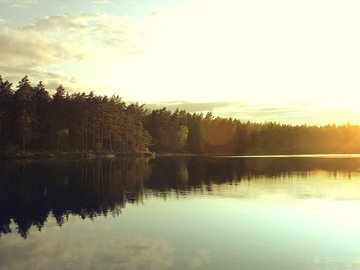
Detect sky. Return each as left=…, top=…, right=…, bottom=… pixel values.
left=1, top=0, right=360, bottom=125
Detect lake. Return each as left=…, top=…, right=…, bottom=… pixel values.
left=1, top=156, right=360, bottom=270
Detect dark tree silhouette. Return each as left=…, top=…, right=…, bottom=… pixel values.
left=1, top=74, right=360, bottom=156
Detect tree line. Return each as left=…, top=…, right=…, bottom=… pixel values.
left=0, top=75, right=151, bottom=154
left=1, top=75, right=360, bottom=155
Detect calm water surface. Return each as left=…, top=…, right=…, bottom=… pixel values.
left=1, top=156, right=360, bottom=270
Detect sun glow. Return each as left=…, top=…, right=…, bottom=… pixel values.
left=87, top=0, right=360, bottom=109
left=2, top=0, right=360, bottom=123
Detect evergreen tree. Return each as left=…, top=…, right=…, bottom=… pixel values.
left=14, top=76, right=34, bottom=151
left=0, top=75, right=14, bottom=146
left=32, top=81, right=51, bottom=149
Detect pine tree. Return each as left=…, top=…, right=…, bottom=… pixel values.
left=14, top=76, right=34, bottom=151
left=32, top=81, right=51, bottom=149
left=0, top=75, right=14, bottom=146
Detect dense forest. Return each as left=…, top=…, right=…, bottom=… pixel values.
left=1, top=75, right=360, bottom=155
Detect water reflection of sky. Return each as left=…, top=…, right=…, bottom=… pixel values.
left=2, top=157, right=360, bottom=269
left=2, top=174, right=360, bottom=270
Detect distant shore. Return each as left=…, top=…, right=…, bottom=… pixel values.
left=3, top=150, right=360, bottom=160
left=0, top=150, right=155, bottom=160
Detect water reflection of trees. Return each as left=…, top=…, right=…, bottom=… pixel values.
left=1, top=156, right=360, bottom=238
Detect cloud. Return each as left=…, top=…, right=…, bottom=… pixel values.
left=0, top=0, right=38, bottom=8
left=145, top=100, right=315, bottom=123
left=0, top=66, right=70, bottom=86
left=0, top=13, right=144, bottom=91
left=0, top=32, right=81, bottom=67
left=0, top=235, right=174, bottom=270
left=0, top=17, right=8, bottom=25
left=18, top=13, right=141, bottom=54
left=92, top=0, right=110, bottom=5
left=145, top=100, right=360, bottom=125
left=146, top=101, right=235, bottom=113
left=1, top=0, right=360, bottom=124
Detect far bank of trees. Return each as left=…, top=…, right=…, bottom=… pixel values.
left=0, top=75, right=150, bottom=153
left=1, top=75, right=360, bottom=154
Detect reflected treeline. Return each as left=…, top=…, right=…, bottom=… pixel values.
left=1, top=156, right=360, bottom=238
left=0, top=158, right=151, bottom=238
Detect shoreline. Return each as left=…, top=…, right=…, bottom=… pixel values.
left=2, top=151, right=360, bottom=160
left=0, top=150, right=155, bottom=160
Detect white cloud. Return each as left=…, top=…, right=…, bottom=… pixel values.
left=0, top=17, right=8, bottom=25
left=1, top=0, right=360, bottom=123
left=92, top=0, right=110, bottom=5
left=0, top=13, right=144, bottom=91
left=146, top=99, right=360, bottom=125
left=82, top=0, right=360, bottom=106
left=0, top=0, right=38, bottom=8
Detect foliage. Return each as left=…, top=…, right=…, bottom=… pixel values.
left=1, top=74, right=360, bottom=154
left=0, top=76, right=150, bottom=153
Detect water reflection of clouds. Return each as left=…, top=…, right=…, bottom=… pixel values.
left=295, top=199, right=360, bottom=229
left=311, top=257, right=360, bottom=270
left=0, top=235, right=174, bottom=270
left=209, top=176, right=360, bottom=202
left=188, top=249, right=211, bottom=268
